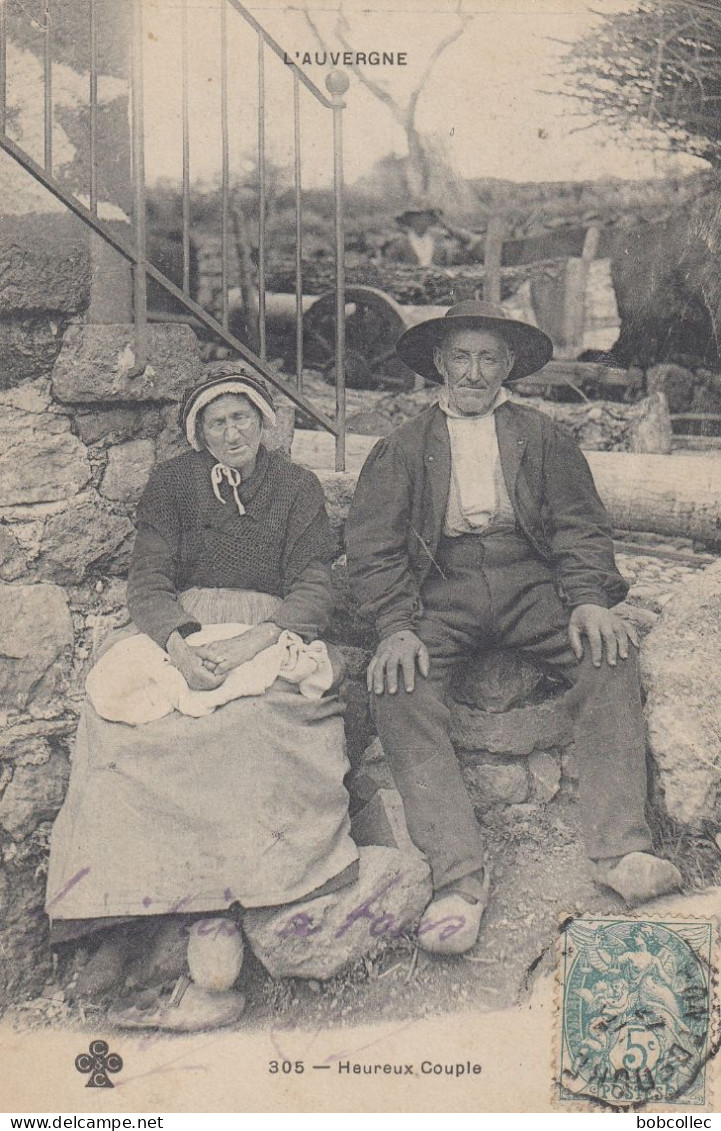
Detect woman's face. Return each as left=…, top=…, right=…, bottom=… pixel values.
left=199, top=393, right=263, bottom=473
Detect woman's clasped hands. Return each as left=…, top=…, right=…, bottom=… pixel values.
left=166, top=622, right=283, bottom=691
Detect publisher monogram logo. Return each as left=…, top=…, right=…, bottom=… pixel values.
left=75, top=1040, right=123, bottom=1088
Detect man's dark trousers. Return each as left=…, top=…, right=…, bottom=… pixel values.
left=371, top=528, right=654, bottom=894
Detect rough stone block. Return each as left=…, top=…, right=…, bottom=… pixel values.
left=0, top=749, right=69, bottom=839
left=561, top=749, right=579, bottom=785
left=450, top=697, right=571, bottom=757
left=100, top=439, right=156, bottom=503
left=0, top=316, right=68, bottom=386
left=350, top=789, right=415, bottom=852
left=642, top=559, right=721, bottom=827
left=262, top=402, right=296, bottom=456
left=34, top=491, right=134, bottom=584
left=154, top=403, right=189, bottom=465
left=313, top=470, right=355, bottom=534
left=243, top=845, right=431, bottom=980
left=52, top=323, right=202, bottom=404
left=528, top=749, right=562, bottom=803
left=452, top=650, right=547, bottom=712
left=0, top=381, right=90, bottom=506
left=0, top=526, right=27, bottom=581
left=347, top=736, right=395, bottom=802
left=460, top=758, right=530, bottom=810
left=0, top=215, right=91, bottom=315
left=0, top=582, right=73, bottom=711
left=73, top=406, right=160, bottom=447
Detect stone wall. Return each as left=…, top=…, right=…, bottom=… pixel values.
left=0, top=323, right=207, bottom=1005
left=1, top=318, right=718, bottom=1010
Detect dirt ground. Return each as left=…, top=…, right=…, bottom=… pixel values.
left=6, top=519, right=721, bottom=1039
left=8, top=791, right=721, bottom=1039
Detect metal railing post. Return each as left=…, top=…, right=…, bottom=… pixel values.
left=181, top=0, right=191, bottom=293
left=220, top=0, right=230, bottom=331
left=0, top=0, right=7, bottom=134
left=43, top=0, right=52, bottom=171
left=326, top=70, right=348, bottom=473
left=293, top=71, right=303, bottom=390
left=257, top=34, right=267, bottom=360
left=130, top=0, right=148, bottom=372
left=89, top=0, right=98, bottom=214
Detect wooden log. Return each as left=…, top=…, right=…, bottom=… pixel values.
left=293, top=431, right=721, bottom=547
left=586, top=451, right=721, bottom=546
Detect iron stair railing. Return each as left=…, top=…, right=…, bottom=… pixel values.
left=0, top=0, right=349, bottom=469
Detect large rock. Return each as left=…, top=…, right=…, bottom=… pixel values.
left=452, top=650, right=547, bottom=712
left=52, top=323, right=202, bottom=404
left=243, top=845, right=431, bottom=980
left=450, top=697, right=571, bottom=757
left=0, top=749, right=69, bottom=839
left=0, top=583, right=73, bottom=711
left=642, top=560, right=721, bottom=826
left=528, top=749, right=562, bottom=803
left=100, top=439, right=156, bottom=503
left=34, top=492, right=134, bottom=583
left=0, top=382, right=90, bottom=505
left=460, top=757, right=530, bottom=810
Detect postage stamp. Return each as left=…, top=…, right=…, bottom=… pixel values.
left=558, top=918, right=714, bottom=1107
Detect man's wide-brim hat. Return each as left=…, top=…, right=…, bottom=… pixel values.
left=396, top=300, right=554, bottom=384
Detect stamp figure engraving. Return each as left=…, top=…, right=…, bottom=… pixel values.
left=559, top=919, right=713, bottom=1106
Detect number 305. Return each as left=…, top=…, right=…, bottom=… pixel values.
left=269, top=1060, right=305, bottom=1074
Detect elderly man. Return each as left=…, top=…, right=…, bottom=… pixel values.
left=383, top=201, right=483, bottom=267
left=345, top=301, right=682, bottom=956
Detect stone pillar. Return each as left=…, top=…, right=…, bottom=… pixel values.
left=0, top=0, right=133, bottom=374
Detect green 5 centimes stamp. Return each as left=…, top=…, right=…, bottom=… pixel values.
left=559, top=918, right=713, bottom=1107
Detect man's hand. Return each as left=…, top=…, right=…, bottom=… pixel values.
left=193, top=622, right=282, bottom=677
left=367, top=630, right=430, bottom=695
left=569, top=604, right=639, bottom=668
left=166, top=631, right=225, bottom=691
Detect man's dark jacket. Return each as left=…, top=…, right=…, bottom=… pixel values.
left=345, top=400, right=628, bottom=640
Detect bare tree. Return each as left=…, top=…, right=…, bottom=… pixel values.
left=562, top=0, right=721, bottom=165
left=304, top=5, right=474, bottom=197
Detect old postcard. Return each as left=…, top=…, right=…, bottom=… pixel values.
left=1, top=0, right=720, bottom=1115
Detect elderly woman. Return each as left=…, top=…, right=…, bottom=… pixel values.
left=45, top=363, right=358, bottom=1031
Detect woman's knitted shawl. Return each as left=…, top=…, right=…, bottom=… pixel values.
left=127, top=446, right=336, bottom=646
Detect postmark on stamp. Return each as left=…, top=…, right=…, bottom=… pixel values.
left=558, top=918, right=714, bottom=1107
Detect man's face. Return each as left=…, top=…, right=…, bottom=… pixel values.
left=200, top=393, right=262, bottom=473
left=434, top=327, right=515, bottom=415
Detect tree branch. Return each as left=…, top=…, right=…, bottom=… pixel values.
left=406, top=10, right=475, bottom=126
